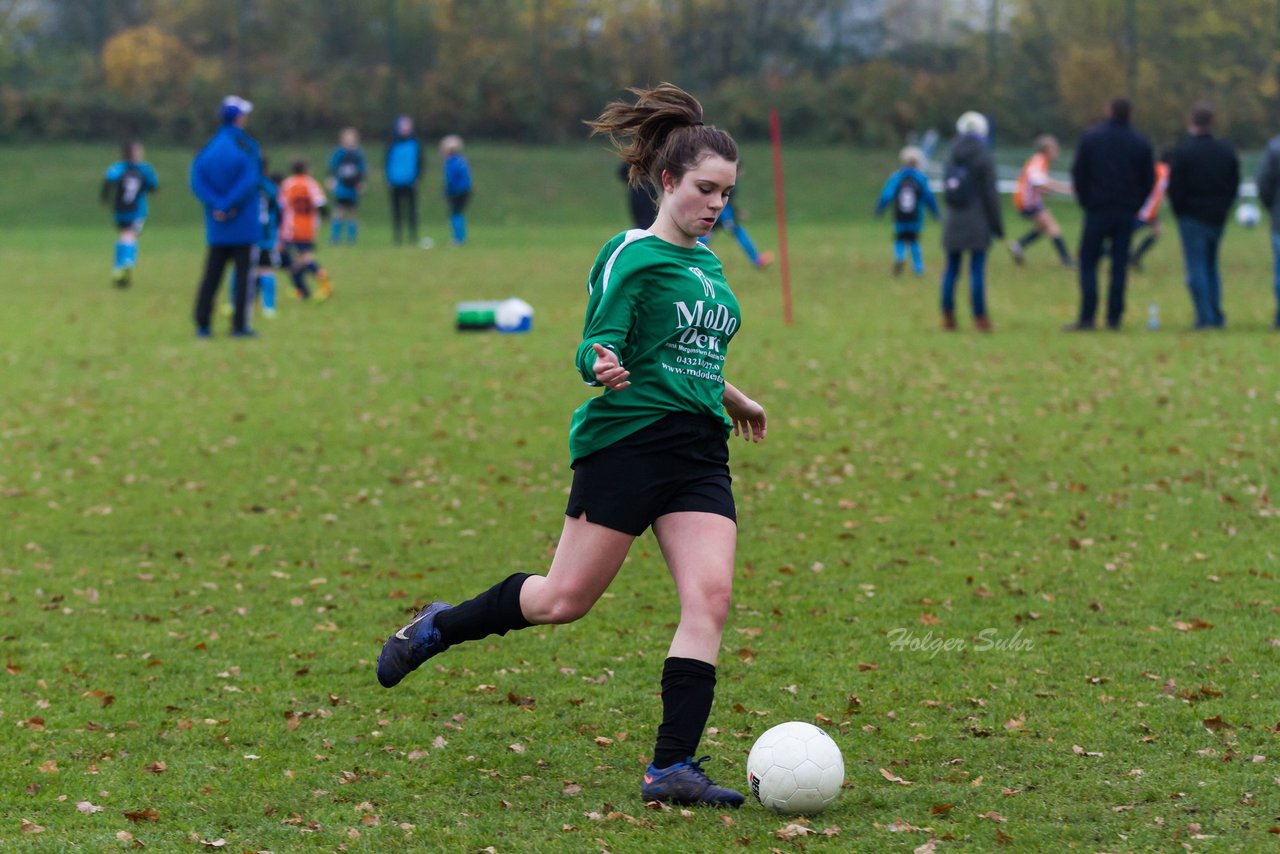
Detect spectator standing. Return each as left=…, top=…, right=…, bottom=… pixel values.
left=386, top=115, right=423, bottom=245
left=939, top=111, right=1003, bottom=331
left=190, top=95, right=261, bottom=338
left=1065, top=97, right=1154, bottom=331
left=1168, top=104, right=1240, bottom=330
left=1255, top=129, right=1280, bottom=329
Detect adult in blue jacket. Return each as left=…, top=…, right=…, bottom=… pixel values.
left=190, top=96, right=262, bottom=337
left=385, top=115, right=424, bottom=245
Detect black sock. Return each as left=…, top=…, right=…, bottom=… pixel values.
left=652, top=657, right=716, bottom=770
left=434, top=572, right=532, bottom=645
left=1018, top=229, right=1042, bottom=248
left=1132, top=235, right=1156, bottom=262
left=1053, top=236, right=1071, bottom=263
left=291, top=269, right=309, bottom=295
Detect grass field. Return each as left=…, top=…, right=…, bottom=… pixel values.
left=3, top=142, right=1280, bottom=853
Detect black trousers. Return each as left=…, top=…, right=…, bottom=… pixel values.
left=391, top=185, right=418, bottom=243
left=1077, top=210, right=1135, bottom=327
left=194, top=243, right=252, bottom=333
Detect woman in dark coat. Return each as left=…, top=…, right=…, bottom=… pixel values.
left=940, top=111, right=1004, bottom=331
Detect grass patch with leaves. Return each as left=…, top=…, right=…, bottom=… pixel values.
left=2, top=144, right=1279, bottom=852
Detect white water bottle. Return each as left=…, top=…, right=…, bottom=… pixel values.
left=1147, top=303, right=1160, bottom=330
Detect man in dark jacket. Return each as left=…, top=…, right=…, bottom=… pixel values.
left=1255, top=129, right=1280, bottom=329
left=190, top=96, right=262, bottom=338
left=1168, top=103, right=1239, bottom=329
left=1067, top=97, right=1154, bottom=330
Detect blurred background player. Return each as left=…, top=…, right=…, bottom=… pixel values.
left=228, top=160, right=284, bottom=319
left=327, top=127, right=367, bottom=245
left=1129, top=149, right=1172, bottom=272
left=699, top=187, right=774, bottom=270
left=385, top=115, right=424, bottom=245
left=440, top=134, right=472, bottom=246
left=101, top=139, right=158, bottom=288
left=874, top=145, right=939, bottom=276
left=279, top=159, right=333, bottom=300
left=1008, top=134, right=1074, bottom=268
left=618, top=160, right=658, bottom=228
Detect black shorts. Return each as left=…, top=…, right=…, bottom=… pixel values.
left=566, top=412, right=735, bottom=536
left=336, top=197, right=359, bottom=212
left=896, top=231, right=919, bottom=243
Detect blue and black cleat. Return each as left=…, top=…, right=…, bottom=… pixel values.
left=376, top=601, right=452, bottom=688
left=641, top=756, right=745, bottom=807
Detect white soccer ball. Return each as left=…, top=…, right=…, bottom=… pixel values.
left=746, top=721, right=844, bottom=814
left=1236, top=202, right=1261, bottom=228
left=494, top=297, right=534, bottom=333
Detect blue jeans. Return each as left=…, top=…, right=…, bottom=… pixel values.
left=940, top=250, right=987, bottom=316
left=1176, top=217, right=1225, bottom=328
left=1077, top=210, right=1135, bottom=327
left=1270, top=232, right=1280, bottom=327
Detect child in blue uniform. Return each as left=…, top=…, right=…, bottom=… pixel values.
left=228, top=162, right=285, bottom=318
left=875, top=146, right=939, bottom=276
left=440, top=134, right=472, bottom=246
left=327, top=127, right=367, bottom=245
left=704, top=198, right=774, bottom=269
left=101, top=140, right=159, bottom=287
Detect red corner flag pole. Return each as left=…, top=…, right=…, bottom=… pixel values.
left=768, top=107, right=793, bottom=326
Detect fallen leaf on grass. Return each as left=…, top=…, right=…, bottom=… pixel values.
left=143, top=761, right=167, bottom=774
left=1172, top=618, right=1213, bottom=632
left=914, top=841, right=940, bottom=854
left=775, top=823, right=815, bottom=840
left=1202, top=715, right=1233, bottom=733
left=978, top=811, right=1007, bottom=823
left=38, top=760, right=58, bottom=774
left=880, top=768, right=913, bottom=785
left=885, top=818, right=929, bottom=832
left=1072, top=744, right=1103, bottom=757
left=21, top=819, right=45, bottom=833
left=996, top=827, right=1013, bottom=845
left=562, top=782, right=581, bottom=796
left=124, top=808, right=159, bottom=823
left=76, top=801, right=103, bottom=814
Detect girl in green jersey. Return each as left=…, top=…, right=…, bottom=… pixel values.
left=377, top=83, right=767, bottom=808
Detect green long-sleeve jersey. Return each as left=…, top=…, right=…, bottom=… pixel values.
left=569, top=229, right=741, bottom=461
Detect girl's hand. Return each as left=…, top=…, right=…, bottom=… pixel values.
left=724, top=391, right=766, bottom=443
left=592, top=343, right=630, bottom=391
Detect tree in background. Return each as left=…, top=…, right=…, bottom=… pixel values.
left=4, top=0, right=1280, bottom=147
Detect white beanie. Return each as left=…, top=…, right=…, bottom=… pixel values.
left=956, top=111, right=989, bottom=138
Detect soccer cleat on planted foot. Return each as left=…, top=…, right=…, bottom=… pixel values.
left=641, top=756, right=745, bottom=808
left=376, top=601, right=452, bottom=688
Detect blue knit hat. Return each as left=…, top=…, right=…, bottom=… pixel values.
left=220, top=95, right=254, bottom=124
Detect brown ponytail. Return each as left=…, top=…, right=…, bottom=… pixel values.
left=586, top=83, right=738, bottom=198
